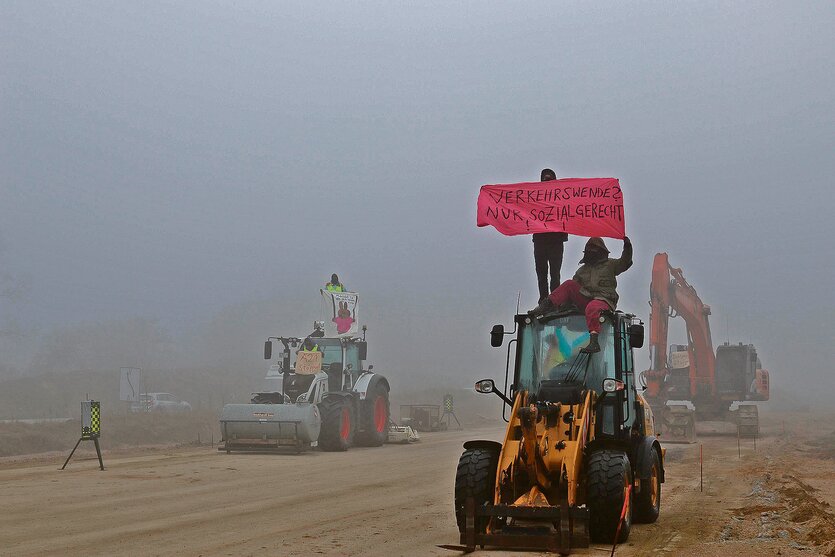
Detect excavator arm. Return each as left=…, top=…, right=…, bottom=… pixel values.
left=643, top=253, right=716, bottom=402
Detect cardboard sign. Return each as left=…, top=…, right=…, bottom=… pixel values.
left=296, top=351, right=323, bottom=374
left=477, top=178, right=625, bottom=239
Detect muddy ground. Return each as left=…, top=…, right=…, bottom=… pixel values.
left=1, top=409, right=833, bottom=557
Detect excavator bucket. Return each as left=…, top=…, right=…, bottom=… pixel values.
left=661, top=404, right=697, bottom=444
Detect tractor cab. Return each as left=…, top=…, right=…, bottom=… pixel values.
left=254, top=335, right=369, bottom=405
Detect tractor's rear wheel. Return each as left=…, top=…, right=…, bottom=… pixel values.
left=587, top=450, right=633, bottom=543
left=633, top=449, right=661, bottom=523
left=318, top=396, right=355, bottom=452
left=355, top=385, right=390, bottom=447
left=454, top=447, right=499, bottom=535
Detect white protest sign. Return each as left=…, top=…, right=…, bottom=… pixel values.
left=321, top=290, right=359, bottom=337
left=119, top=367, right=141, bottom=402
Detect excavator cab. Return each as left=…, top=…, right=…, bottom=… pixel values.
left=453, top=309, right=664, bottom=554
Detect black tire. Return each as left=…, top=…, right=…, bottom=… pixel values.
left=355, top=385, right=390, bottom=447
left=454, top=448, right=499, bottom=534
left=587, top=450, right=633, bottom=543
left=634, top=449, right=661, bottom=523
left=318, top=396, right=355, bottom=452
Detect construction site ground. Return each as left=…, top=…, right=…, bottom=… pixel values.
left=2, top=409, right=833, bottom=557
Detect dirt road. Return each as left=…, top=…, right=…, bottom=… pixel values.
left=2, top=411, right=833, bottom=557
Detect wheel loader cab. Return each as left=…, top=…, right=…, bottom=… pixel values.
left=512, top=312, right=638, bottom=437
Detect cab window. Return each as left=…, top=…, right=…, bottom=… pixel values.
left=517, top=314, right=616, bottom=395
left=344, top=344, right=361, bottom=373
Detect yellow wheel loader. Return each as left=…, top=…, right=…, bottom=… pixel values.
left=453, top=309, right=664, bottom=554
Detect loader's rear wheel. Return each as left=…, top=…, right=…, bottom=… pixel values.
left=587, top=450, right=632, bottom=543
left=319, top=396, right=355, bottom=452
left=355, top=385, right=390, bottom=447
left=454, top=447, right=499, bottom=535
left=633, top=449, right=661, bottom=523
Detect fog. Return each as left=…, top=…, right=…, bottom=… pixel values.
left=2, top=2, right=833, bottom=402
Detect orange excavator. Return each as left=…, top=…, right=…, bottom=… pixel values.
left=640, top=253, right=769, bottom=442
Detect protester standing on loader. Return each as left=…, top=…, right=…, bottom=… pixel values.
left=533, top=168, right=568, bottom=303
left=531, top=236, right=633, bottom=353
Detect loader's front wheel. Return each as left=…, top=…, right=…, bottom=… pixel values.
left=634, top=448, right=661, bottom=523
left=587, top=450, right=632, bottom=543
left=355, top=385, right=390, bottom=447
left=454, top=447, right=499, bottom=535
left=319, top=396, right=355, bottom=452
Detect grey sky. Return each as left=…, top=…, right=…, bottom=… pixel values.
left=1, top=2, right=833, bottom=393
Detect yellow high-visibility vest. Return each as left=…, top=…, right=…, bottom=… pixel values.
left=326, top=283, right=344, bottom=292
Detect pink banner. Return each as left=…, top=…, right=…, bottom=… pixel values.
left=477, top=178, right=625, bottom=239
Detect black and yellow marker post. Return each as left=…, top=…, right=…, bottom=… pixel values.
left=61, top=400, right=105, bottom=471
left=440, top=394, right=462, bottom=430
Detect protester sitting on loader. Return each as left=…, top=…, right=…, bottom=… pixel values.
left=326, top=273, right=345, bottom=292
left=530, top=236, right=632, bottom=353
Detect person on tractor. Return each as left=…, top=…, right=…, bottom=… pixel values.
left=530, top=236, right=633, bottom=354
left=299, top=337, right=320, bottom=353
left=326, top=274, right=345, bottom=292
left=533, top=168, right=568, bottom=303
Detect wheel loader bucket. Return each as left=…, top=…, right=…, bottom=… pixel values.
left=219, top=403, right=321, bottom=452
left=661, top=405, right=697, bottom=444
left=459, top=498, right=589, bottom=555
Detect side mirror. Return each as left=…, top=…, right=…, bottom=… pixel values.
left=357, top=341, right=368, bottom=360
left=264, top=340, right=272, bottom=360
left=490, top=324, right=505, bottom=347
left=628, top=324, right=645, bottom=348
left=475, top=379, right=495, bottom=393
left=475, top=378, right=513, bottom=405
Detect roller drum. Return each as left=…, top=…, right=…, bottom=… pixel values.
left=220, top=403, right=321, bottom=444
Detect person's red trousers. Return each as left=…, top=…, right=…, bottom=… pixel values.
left=547, top=280, right=610, bottom=334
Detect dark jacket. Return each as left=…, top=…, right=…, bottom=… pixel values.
left=572, top=240, right=632, bottom=309
left=532, top=232, right=568, bottom=244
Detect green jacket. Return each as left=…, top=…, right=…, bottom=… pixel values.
left=572, top=241, right=633, bottom=309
